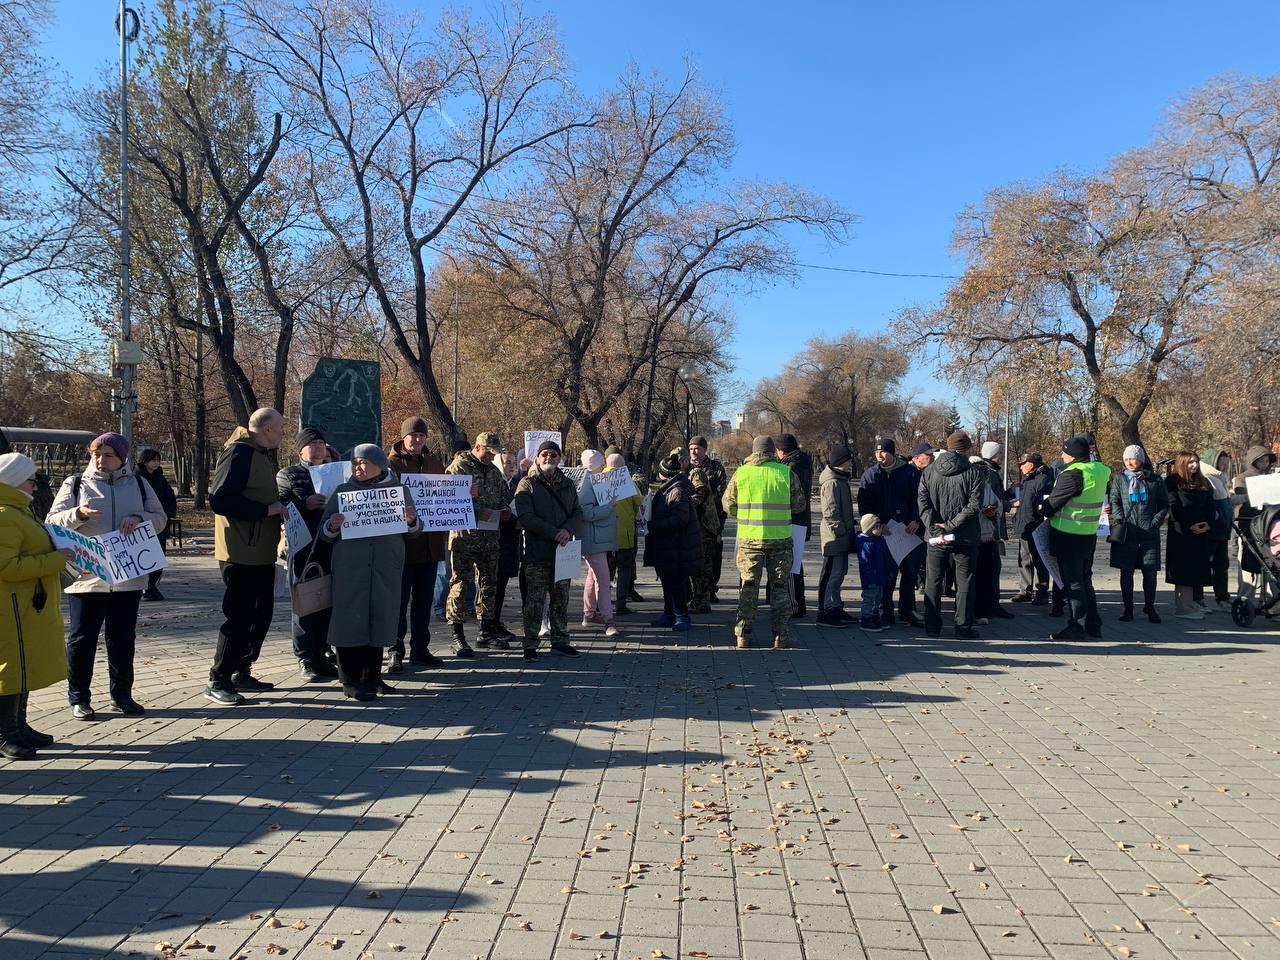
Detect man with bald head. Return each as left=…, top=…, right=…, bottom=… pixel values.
left=206, top=408, right=287, bottom=705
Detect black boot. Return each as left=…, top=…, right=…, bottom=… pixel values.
left=451, top=624, right=476, bottom=658
left=479, top=621, right=509, bottom=650
left=1119, top=606, right=1134, bottom=622
left=0, top=694, right=36, bottom=760
left=18, top=693, right=54, bottom=748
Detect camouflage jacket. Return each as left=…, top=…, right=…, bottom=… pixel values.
left=446, top=451, right=511, bottom=537
left=688, top=464, right=722, bottom=537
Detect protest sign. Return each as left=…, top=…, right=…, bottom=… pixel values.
left=284, top=503, right=311, bottom=559
left=45, top=523, right=113, bottom=583
left=307, top=461, right=352, bottom=498
left=593, top=467, right=638, bottom=502
left=883, top=519, right=924, bottom=566
left=48, top=521, right=168, bottom=585
left=1031, top=522, right=1063, bottom=588
left=561, top=466, right=591, bottom=493
left=97, top=521, right=169, bottom=584
left=401, top=474, right=475, bottom=531
left=337, top=485, right=409, bottom=539
left=1245, top=473, right=1280, bottom=507
left=554, top=538, right=582, bottom=582
left=524, top=430, right=561, bottom=461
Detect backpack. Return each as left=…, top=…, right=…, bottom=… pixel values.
left=69, top=472, right=150, bottom=508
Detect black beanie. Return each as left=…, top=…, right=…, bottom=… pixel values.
left=1062, top=435, right=1090, bottom=459
left=296, top=426, right=325, bottom=450
left=658, top=450, right=683, bottom=477
left=828, top=443, right=852, bottom=468
left=535, top=439, right=562, bottom=456
left=875, top=437, right=896, bottom=454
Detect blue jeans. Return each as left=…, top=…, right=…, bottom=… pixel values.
left=860, top=583, right=883, bottom=622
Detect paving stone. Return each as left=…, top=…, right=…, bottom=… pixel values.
left=1, top=543, right=1277, bottom=960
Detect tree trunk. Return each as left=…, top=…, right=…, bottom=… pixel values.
left=194, top=330, right=208, bottom=510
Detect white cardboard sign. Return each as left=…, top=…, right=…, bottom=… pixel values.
left=337, top=485, right=409, bottom=539
left=593, top=466, right=638, bottom=502
left=883, top=519, right=924, bottom=566
left=95, top=521, right=169, bottom=584
left=524, top=430, right=562, bottom=462
left=1245, top=473, right=1280, bottom=507
left=401, top=474, right=476, bottom=531
left=307, top=461, right=352, bottom=498
left=554, top=538, right=582, bottom=582
left=284, top=503, right=311, bottom=559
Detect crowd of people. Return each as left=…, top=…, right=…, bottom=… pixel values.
left=0, top=408, right=1275, bottom=759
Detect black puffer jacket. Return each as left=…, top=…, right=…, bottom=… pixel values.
left=917, top=450, right=985, bottom=546
left=643, top=473, right=703, bottom=579
left=780, top=448, right=814, bottom=530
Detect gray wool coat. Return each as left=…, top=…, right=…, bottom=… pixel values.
left=319, top=470, right=421, bottom=648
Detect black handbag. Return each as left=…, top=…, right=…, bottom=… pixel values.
left=1107, top=520, right=1129, bottom=544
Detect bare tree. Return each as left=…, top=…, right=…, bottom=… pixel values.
left=464, top=66, right=851, bottom=449
left=237, top=0, right=587, bottom=441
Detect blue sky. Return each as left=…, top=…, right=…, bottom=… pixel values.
left=43, top=1, right=1280, bottom=419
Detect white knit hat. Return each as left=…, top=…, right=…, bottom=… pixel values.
left=1123, top=444, right=1146, bottom=463
left=0, top=453, right=37, bottom=489
left=980, top=441, right=1002, bottom=460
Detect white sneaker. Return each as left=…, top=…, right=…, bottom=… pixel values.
left=975, top=617, right=990, bottom=625
left=604, top=624, right=618, bottom=638
left=1214, top=600, right=1233, bottom=614
left=1175, top=610, right=1205, bottom=621
left=1193, top=601, right=1209, bottom=612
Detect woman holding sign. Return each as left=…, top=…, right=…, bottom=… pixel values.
left=319, top=444, right=423, bottom=701
left=48, top=433, right=167, bottom=721
left=0, top=453, right=74, bottom=759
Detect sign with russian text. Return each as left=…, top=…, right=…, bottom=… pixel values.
left=401, top=474, right=476, bottom=532
left=337, top=485, right=409, bottom=539
left=593, top=466, right=638, bottom=502
left=524, top=430, right=562, bottom=461
left=284, top=503, right=311, bottom=559
left=45, top=523, right=113, bottom=583
left=97, top=522, right=169, bottom=584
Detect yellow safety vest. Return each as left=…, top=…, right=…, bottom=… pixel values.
left=1049, top=460, right=1112, bottom=535
left=735, top=461, right=793, bottom=541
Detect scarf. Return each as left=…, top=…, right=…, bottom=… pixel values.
left=1124, top=468, right=1148, bottom=504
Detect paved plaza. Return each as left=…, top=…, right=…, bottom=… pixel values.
left=2, top=532, right=1279, bottom=960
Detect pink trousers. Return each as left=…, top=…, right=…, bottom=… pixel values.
left=583, top=552, right=614, bottom=623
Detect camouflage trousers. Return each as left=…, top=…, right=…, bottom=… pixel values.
left=689, top=532, right=721, bottom=607
left=734, top=538, right=794, bottom=640
left=521, top=561, right=572, bottom=650
left=447, top=531, right=499, bottom=624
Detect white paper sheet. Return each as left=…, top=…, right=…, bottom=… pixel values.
left=790, top=523, right=806, bottom=575
left=883, top=519, right=924, bottom=566
left=554, top=538, right=582, bottom=582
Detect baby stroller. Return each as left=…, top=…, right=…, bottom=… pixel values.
left=1230, top=503, right=1280, bottom=627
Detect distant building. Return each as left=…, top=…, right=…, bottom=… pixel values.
left=734, top=412, right=746, bottom=431
left=712, top=419, right=731, bottom=436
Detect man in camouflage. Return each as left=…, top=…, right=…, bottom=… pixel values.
left=513, top=440, right=583, bottom=661
left=687, top=450, right=723, bottom=614
left=445, top=432, right=512, bottom=654
left=722, top=435, right=809, bottom=649
left=689, top=436, right=728, bottom=601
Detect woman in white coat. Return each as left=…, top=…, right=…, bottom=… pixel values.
left=47, top=433, right=167, bottom=720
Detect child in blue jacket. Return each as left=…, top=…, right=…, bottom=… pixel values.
left=856, top=514, right=890, bottom=632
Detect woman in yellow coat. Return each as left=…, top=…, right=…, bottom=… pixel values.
left=0, top=453, right=72, bottom=759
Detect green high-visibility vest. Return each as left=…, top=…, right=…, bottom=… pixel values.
left=1049, top=460, right=1112, bottom=535
left=734, top=461, right=793, bottom=541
